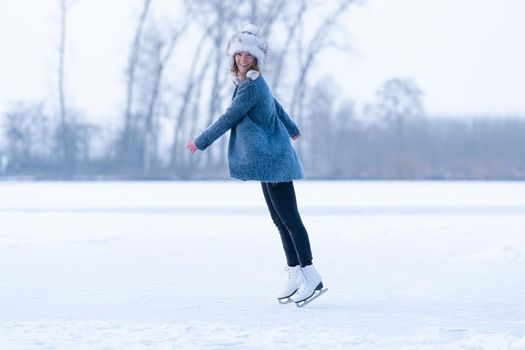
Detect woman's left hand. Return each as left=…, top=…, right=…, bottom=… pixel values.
left=187, top=141, right=198, bottom=154
left=292, top=134, right=300, bottom=140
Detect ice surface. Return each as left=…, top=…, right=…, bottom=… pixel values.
left=1, top=181, right=524, bottom=349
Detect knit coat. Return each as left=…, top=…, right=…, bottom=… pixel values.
left=194, top=73, right=304, bottom=182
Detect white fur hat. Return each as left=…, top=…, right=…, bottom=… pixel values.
left=227, top=24, right=268, bottom=70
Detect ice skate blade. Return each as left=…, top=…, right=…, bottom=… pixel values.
left=277, top=297, right=294, bottom=304
left=295, top=288, right=328, bottom=308
left=277, top=288, right=298, bottom=304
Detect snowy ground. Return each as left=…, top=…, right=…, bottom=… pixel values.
left=1, top=180, right=525, bottom=349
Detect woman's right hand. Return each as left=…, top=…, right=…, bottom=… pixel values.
left=187, top=141, right=198, bottom=154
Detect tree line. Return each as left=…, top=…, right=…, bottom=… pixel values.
left=1, top=0, right=524, bottom=180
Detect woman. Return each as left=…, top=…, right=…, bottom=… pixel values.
left=187, top=24, right=325, bottom=306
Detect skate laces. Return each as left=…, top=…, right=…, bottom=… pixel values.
left=296, top=268, right=307, bottom=293
left=299, top=268, right=306, bottom=283
left=299, top=267, right=306, bottom=282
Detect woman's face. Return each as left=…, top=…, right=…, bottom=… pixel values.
left=235, top=52, right=255, bottom=76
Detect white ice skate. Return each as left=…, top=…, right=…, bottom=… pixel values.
left=277, top=265, right=302, bottom=304
left=292, top=264, right=327, bottom=307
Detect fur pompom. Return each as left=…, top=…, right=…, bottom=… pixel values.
left=242, top=24, right=259, bottom=35
left=246, top=70, right=260, bottom=80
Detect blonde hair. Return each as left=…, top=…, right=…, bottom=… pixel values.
left=230, top=55, right=260, bottom=75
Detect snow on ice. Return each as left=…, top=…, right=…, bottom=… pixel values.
left=1, top=181, right=525, bottom=349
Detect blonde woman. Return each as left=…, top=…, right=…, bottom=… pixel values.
left=187, top=24, right=326, bottom=306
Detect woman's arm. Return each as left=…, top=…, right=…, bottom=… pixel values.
left=274, top=98, right=300, bottom=138
left=192, top=81, right=259, bottom=151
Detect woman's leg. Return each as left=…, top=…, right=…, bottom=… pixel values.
left=261, top=182, right=300, bottom=267
left=263, top=181, right=313, bottom=267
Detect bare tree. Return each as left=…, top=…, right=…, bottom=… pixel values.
left=370, top=78, right=425, bottom=129
left=168, top=29, right=212, bottom=171
left=363, top=78, right=425, bottom=177
left=3, top=102, right=52, bottom=174
left=302, top=78, right=337, bottom=177
left=119, top=0, right=152, bottom=168
left=141, top=21, right=188, bottom=175
left=58, top=0, right=67, bottom=136
left=290, top=0, right=355, bottom=128
left=270, top=0, right=308, bottom=92
left=56, top=0, right=81, bottom=169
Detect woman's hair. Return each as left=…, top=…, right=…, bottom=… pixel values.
left=230, top=54, right=260, bottom=75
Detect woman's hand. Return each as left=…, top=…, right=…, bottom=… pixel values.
left=187, top=141, right=198, bottom=154
left=292, top=134, right=300, bottom=141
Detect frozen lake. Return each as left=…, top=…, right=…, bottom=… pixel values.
left=1, top=181, right=525, bottom=349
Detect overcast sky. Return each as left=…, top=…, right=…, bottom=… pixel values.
left=1, top=0, right=524, bottom=123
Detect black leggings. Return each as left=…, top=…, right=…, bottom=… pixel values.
left=261, top=181, right=313, bottom=267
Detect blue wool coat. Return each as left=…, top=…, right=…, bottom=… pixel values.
left=194, top=74, right=304, bottom=182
